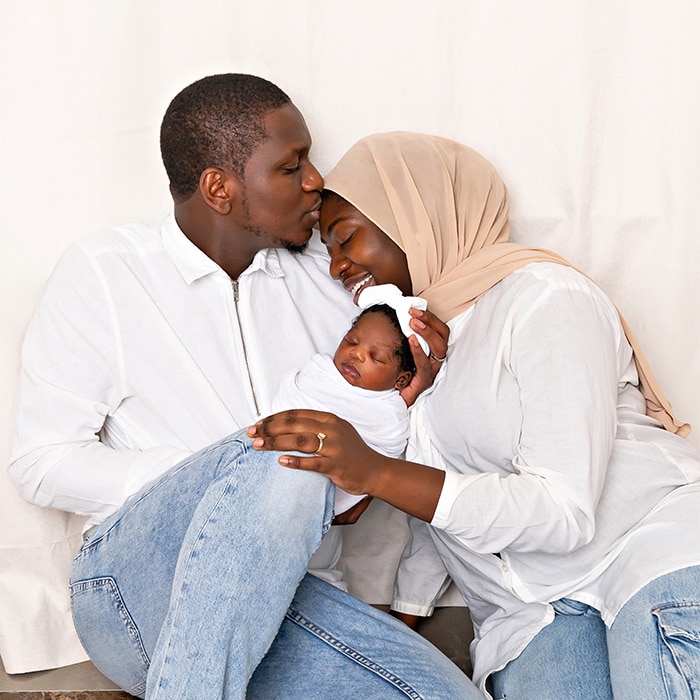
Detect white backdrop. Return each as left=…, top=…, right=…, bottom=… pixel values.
left=1, top=0, right=699, bottom=673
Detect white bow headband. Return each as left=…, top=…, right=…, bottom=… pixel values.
left=357, top=284, right=430, bottom=355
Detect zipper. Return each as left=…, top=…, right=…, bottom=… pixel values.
left=231, top=278, right=261, bottom=417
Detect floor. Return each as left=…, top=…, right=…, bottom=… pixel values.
left=0, top=607, right=472, bottom=698
left=0, top=655, right=133, bottom=698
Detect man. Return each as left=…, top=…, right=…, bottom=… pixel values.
left=10, top=74, right=480, bottom=699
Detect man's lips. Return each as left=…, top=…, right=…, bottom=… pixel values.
left=307, top=197, right=322, bottom=221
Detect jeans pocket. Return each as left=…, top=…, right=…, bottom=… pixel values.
left=70, top=576, right=149, bottom=698
left=653, top=600, right=700, bottom=698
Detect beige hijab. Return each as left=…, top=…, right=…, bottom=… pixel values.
left=324, top=132, right=689, bottom=437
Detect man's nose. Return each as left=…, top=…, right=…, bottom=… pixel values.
left=302, top=160, right=323, bottom=191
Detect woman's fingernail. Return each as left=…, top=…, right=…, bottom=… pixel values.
left=252, top=438, right=264, bottom=448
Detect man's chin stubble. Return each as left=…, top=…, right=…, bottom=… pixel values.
left=284, top=241, right=309, bottom=255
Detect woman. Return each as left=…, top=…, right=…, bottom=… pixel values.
left=249, top=132, right=700, bottom=699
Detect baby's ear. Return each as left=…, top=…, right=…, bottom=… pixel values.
left=394, top=371, right=413, bottom=390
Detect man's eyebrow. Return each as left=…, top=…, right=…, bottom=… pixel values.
left=275, top=147, right=304, bottom=164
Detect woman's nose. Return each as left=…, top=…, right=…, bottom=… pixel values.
left=329, top=252, right=350, bottom=281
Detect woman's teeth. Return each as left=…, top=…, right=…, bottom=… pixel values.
left=351, top=275, right=372, bottom=296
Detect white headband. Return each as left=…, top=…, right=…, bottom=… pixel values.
left=357, top=284, right=430, bottom=355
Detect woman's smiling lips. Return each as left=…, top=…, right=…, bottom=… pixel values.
left=344, top=273, right=374, bottom=304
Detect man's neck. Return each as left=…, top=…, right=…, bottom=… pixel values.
left=174, top=205, right=261, bottom=280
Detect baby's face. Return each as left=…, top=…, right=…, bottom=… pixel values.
left=333, top=313, right=405, bottom=391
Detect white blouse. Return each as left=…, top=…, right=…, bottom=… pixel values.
left=393, top=262, right=700, bottom=694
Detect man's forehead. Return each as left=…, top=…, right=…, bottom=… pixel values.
left=262, top=103, right=311, bottom=152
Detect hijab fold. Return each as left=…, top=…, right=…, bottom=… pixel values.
left=324, top=132, right=689, bottom=437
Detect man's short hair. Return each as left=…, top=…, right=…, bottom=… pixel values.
left=160, top=74, right=291, bottom=201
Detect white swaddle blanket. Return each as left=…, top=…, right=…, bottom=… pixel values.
left=272, top=353, right=410, bottom=513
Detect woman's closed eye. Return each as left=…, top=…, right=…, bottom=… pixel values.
left=338, top=231, right=355, bottom=247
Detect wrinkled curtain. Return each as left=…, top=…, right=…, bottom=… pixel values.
left=1, top=0, right=698, bottom=672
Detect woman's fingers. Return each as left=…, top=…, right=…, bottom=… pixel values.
left=400, top=336, right=434, bottom=405
left=400, top=308, right=450, bottom=404
left=248, top=410, right=385, bottom=496
left=409, top=307, right=449, bottom=361
left=249, top=409, right=334, bottom=447
left=250, top=430, right=321, bottom=456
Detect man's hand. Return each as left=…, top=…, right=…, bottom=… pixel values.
left=390, top=610, right=423, bottom=630
left=332, top=496, right=373, bottom=525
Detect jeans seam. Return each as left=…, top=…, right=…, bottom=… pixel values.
left=146, top=463, right=248, bottom=696
left=70, top=576, right=149, bottom=696
left=284, top=608, right=424, bottom=699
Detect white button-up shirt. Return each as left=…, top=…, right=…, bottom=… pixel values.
left=393, top=262, right=700, bottom=694
left=10, top=212, right=358, bottom=574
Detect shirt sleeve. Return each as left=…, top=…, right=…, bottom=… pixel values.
left=9, top=245, right=188, bottom=520
left=431, top=277, right=626, bottom=555
left=391, top=515, right=452, bottom=616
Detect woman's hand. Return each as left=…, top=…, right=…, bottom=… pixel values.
left=248, top=409, right=446, bottom=523
left=401, top=308, right=450, bottom=406
left=248, top=410, right=388, bottom=497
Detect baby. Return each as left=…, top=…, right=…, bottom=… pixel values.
left=272, top=284, right=428, bottom=514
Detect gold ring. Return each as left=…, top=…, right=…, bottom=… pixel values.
left=314, top=432, right=327, bottom=455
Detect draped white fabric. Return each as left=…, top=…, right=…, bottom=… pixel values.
left=1, top=1, right=698, bottom=673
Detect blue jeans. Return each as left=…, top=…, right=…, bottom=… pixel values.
left=490, top=565, right=700, bottom=699
left=70, top=431, right=479, bottom=699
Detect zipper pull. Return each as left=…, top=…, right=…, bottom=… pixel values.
left=231, top=278, right=239, bottom=303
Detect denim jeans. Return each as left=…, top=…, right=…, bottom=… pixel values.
left=490, top=565, right=700, bottom=699
left=70, top=431, right=479, bottom=699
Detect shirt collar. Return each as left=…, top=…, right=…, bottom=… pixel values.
left=161, top=211, right=285, bottom=284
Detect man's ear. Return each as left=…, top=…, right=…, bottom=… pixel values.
left=199, top=167, right=240, bottom=215
left=394, top=370, right=413, bottom=390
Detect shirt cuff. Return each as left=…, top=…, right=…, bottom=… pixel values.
left=430, top=470, right=463, bottom=529
left=390, top=599, right=436, bottom=617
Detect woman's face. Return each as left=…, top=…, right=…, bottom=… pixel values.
left=319, top=193, right=412, bottom=304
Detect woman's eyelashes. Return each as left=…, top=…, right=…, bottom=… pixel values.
left=339, top=231, right=355, bottom=247
left=323, top=230, right=355, bottom=250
